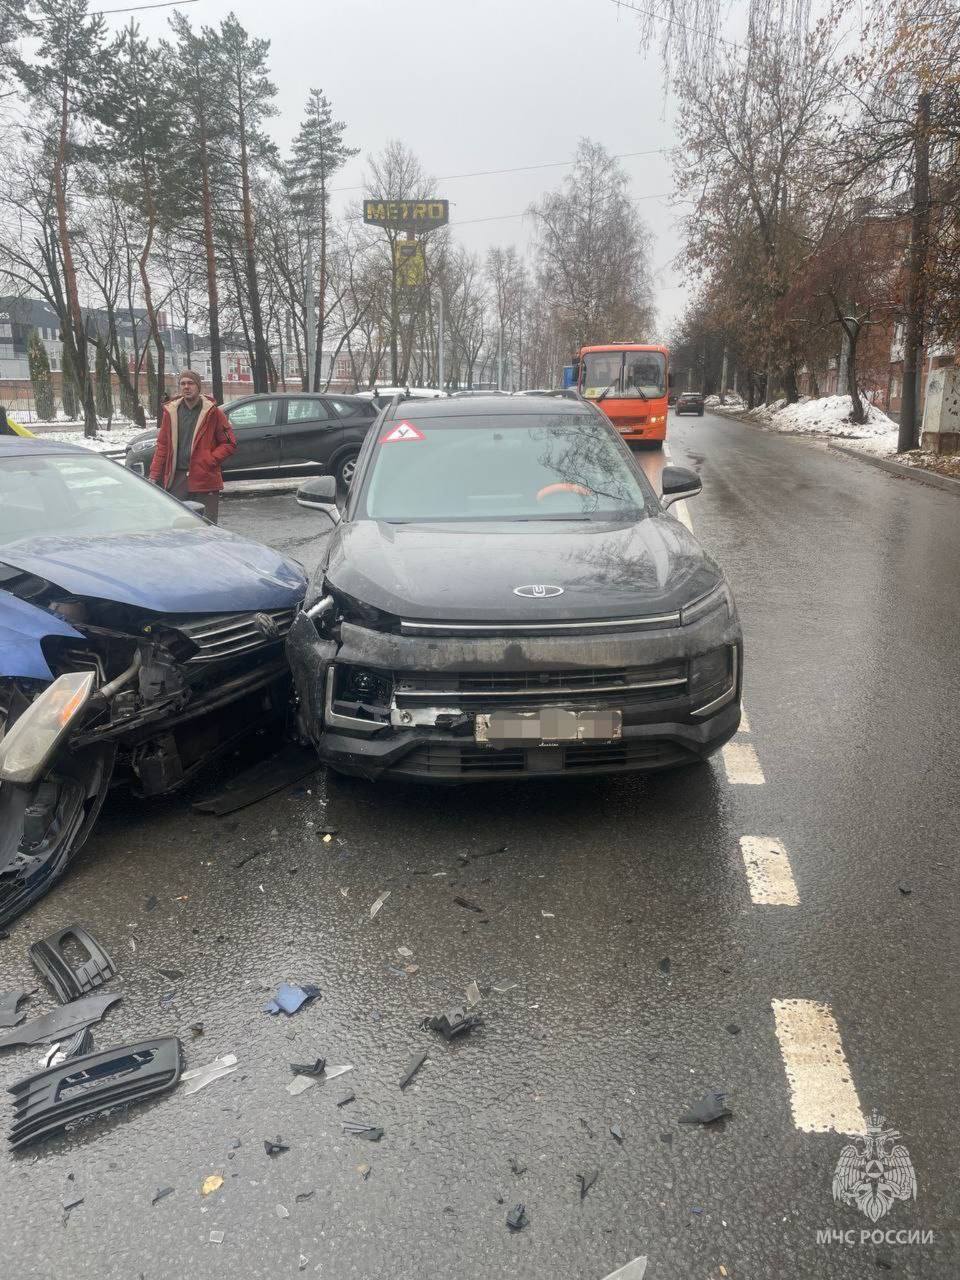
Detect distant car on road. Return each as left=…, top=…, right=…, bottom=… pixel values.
left=0, top=438, right=307, bottom=927
left=124, top=392, right=378, bottom=492
left=286, top=394, right=742, bottom=783
left=674, top=392, right=705, bottom=416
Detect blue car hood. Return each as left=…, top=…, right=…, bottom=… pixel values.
left=0, top=528, right=306, bottom=615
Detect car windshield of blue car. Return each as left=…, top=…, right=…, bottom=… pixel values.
left=0, top=452, right=203, bottom=545
left=358, top=414, right=657, bottom=522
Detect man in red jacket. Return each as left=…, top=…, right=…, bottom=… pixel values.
left=148, top=370, right=236, bottom=523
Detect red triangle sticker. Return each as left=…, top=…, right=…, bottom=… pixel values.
left=380, top=421, right=425, bottom=442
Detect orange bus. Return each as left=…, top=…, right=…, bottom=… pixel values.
left=576, top=342, right=669, bottom=448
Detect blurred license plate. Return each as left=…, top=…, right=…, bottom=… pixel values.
left=475, top=708, right=622, bottom=745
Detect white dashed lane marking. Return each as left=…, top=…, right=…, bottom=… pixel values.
left=771, top=999, right=866, bottom=1134
left=739, top=836, right=800, bottom=905
left=722, top=740, right=766, bottom=784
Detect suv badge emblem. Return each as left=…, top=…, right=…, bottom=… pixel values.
left=513, top=585, right=564, bottom=598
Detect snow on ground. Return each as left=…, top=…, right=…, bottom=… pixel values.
left=714, top=393, right=900, bottom=457
left=31, top=424, right=145, bottom=452
left=704, top=393, right=746, bottom=409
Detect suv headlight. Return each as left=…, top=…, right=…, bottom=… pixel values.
left=680, top=581, right=733, bottom=626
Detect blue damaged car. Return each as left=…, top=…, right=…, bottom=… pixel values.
left=0, top=438, right=307, bottom=926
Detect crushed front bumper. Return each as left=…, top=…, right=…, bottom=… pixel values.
left=289, top=608, right=742, bottom=783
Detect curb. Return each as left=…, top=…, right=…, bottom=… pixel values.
left=828, top=443, right=960, bottom=496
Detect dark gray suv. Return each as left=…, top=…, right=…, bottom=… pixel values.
left=124, top=392, right=378, bottom=491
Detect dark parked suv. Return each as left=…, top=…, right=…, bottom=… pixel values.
left=674, top=392, right=705, bottom=416
left=124, top=393, right=378, bottom=491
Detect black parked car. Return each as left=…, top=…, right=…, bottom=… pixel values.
left=674, top=391, right=705, bottom=416
left=286, top=395, right=742, bottom=783
left=124, top=393, right=378, bottom=491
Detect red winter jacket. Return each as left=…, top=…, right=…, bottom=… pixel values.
left=149, top=395, right=237, bottom=492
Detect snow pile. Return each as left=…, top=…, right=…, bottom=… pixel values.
left=704, top=393, right=745, bottom=408
left=35, top=424, right=146, bottom=452
left=743, top=394, right=897, bottom=438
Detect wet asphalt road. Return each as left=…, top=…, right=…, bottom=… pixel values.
left=1, top=411, right=958, bottom=1279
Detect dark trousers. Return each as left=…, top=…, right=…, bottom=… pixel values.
left=170, top=471, right=220, bottom=523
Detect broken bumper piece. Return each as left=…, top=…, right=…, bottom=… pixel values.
left=8, top=1036, right=183, bottom=1149
left=29, top=924, right=116, bottom=1003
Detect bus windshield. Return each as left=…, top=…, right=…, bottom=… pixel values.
left=582, top=351, right=666, bottom=400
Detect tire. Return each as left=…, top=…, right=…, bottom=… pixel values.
left=334, top=451, right=359, bottom=493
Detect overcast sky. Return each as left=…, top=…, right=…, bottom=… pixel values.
left=119, top=0, right=717, bottom=336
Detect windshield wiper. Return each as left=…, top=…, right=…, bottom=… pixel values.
left=596, top=381, right=619, bottom=402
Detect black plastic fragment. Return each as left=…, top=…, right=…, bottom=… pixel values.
left=144, top=896, right=158, bottom=912
left=8, top=1036, right=182, bottom=1149
left=29, top=925, right=116, bottom=1003
left=509, top=1156, right=526, bottom=1176
left=0, top=989, right=29, bottom=1029
left=193, top=743, right=319, bottom=816
left=0, top=991, right=122, bottom=1050
left=152, top=1186, right=175, bottom=1206
left=336, top=1090, right=355, bottom=1108
left=453, top=895, right=483, bottom=913
left=506, top=1203, right=528, bottom=1231
left=577, top=1169, right=599, bottom=1200
left=57, top=1028, right=94, bottom=1061
left=658, top=957, right=671, bottom=974
left=158, top=967, right=183, bottom=981
left=422, top=1007, right=482, bottom=1040
left=232, top=849, right=264, bottom=869
left=295, top=1190, right=315, bottom=1203
left=610, top=1124, right=624, bottom=1144
left=679, top=1090, right=732, bottom=1124
left=399, top=1049, right=428, bottom=1090
left=290, top=1058, right=326, bottom=1078
left=264, top=1135, right=290, bottom=1157
left=342, top=1122, right=383, bottom=1141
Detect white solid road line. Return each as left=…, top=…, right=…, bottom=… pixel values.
left=772, top=999, right=866, bottom=1134
left=739, top=836, right=800, bottom=905
left=601, top=1257, right=647, bottom=1280
left=739, top=704, right=750, bottom=732
left=661, top=441, right=694, bottom=531
left=722, top=740, right=766, bottom=784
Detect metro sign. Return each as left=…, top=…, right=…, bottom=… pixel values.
left=363, top=199, right=449, bottom=230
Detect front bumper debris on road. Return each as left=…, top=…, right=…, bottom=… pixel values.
left=288, top=608, right=742, bottom=782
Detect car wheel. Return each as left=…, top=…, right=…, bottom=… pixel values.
left=335, top=452, right=359, bottom=493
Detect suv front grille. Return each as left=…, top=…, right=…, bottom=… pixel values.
left=176, top=609, right=296, bottom=662
left=393, top=740, right=693, bottom=779
left=394, top=664, right=686, bottom=703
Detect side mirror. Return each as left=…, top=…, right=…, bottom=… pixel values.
left=181, top=499, right=206, bottom=518
left=296, top=475, right=340, bottom=517
left=660, top=465, right=702, bottom=509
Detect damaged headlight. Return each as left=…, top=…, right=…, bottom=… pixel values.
left=680, top=581, right=733, bottom=626
left=327, top=664, right=393, bottom=727
left=0, top=672, right=95, bottom=785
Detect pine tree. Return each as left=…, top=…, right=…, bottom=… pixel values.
left=146, top=344, right=158, bottom=417
left=27, top=329, right=55, bottom=420
left=288, top=89, right=358, bottom=390
left=94, top=336, right=113, bottom=424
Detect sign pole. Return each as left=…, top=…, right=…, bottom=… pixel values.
left=438, top=288, right=445, bottom=392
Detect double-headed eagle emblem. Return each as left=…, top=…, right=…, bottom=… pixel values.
left=833, top=1111, right=917, bottom=1223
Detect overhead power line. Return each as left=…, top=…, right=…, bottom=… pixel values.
left=608, top=0, right=746, bottom=51
left=92, top=0, right=199, bottom=14
left=331, top=147, right=671, bottom=194
left=449, top=191, right=673, bottom=228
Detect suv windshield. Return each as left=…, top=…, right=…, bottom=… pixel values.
left=582, top=351, right=666, bottom=399
left=0, top=452, right=204, bottom=545
left=357, top=413, right=656, bottom=522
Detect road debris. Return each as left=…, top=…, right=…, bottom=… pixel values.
left=193, top=743, right=319, bottom=815
left=275, top=1203, right=290, bottom=1219
left=159, top=991, right=176, bottom=1009
left=29, top=925, right=116, bottom=1003
left=397, top=946, right=413, bottom=958
left=422, top=1007, right=482, bottom=1040
left=679, top=1090, right=732, bottom=1124
left=264, top=1135, right=290, bottom=1157
left=600, top=1257, right=648, bottom=1279
left=492, top=981, right=517, bottom=994
left=357, top=1163, right=371, bottom=1180
left=342, top=1122, right=383, bottom=1141
left=263, top=982, right=321, bottom=1015
left=201, top=1174, right=224, bottom=1196
left=0, top=990, right=29, bottom=1029
left=181, top=1052, right=238, bottom=1096
left=336, top=1090, right=356, bottom=1107
left=506, top=1203, right=528, bottom=1231
left=465, top=980, right=482, bottom=1007
left=541, top=911, right=555, bottom=918
left=577, top=1169, right=599, bottom=1200
left=189, top=1022, right=205, bottom=1037
left=726, top=1024, right=741, bottom=1035
left=41, top=1027, right=94, bottom=1069
left=399, top=1049, right=428, bottom=1089
left=232, top=849, right=264, bottom=869
left=145, top=896, right=158, bottom=912
left=453, top=895, right=483, bottom=913
left=658, top=957, right=671, bottom=974
left=609, top=1125, right=624, bottom=1144
left=295, top=1190, right=315, bottom=1203
left=290, top=1058, right=327, bottom=1077
left=0, top=991, right=122, bottom=1050
left=209, top=1230, right=225, bottom=1245
left=298, top=1254, right=309, bottom=1271
left=898, top=883, right=912, bottom=895
left=369, top=891, right=391, bottom=920
left=151, top=1186, right=175, bottom=1206
left=509, top=1156, right=526, bottom=1176
left=660, top=1132, right=673, bottom=1145
left=158, top=967, right=184, bottom=981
